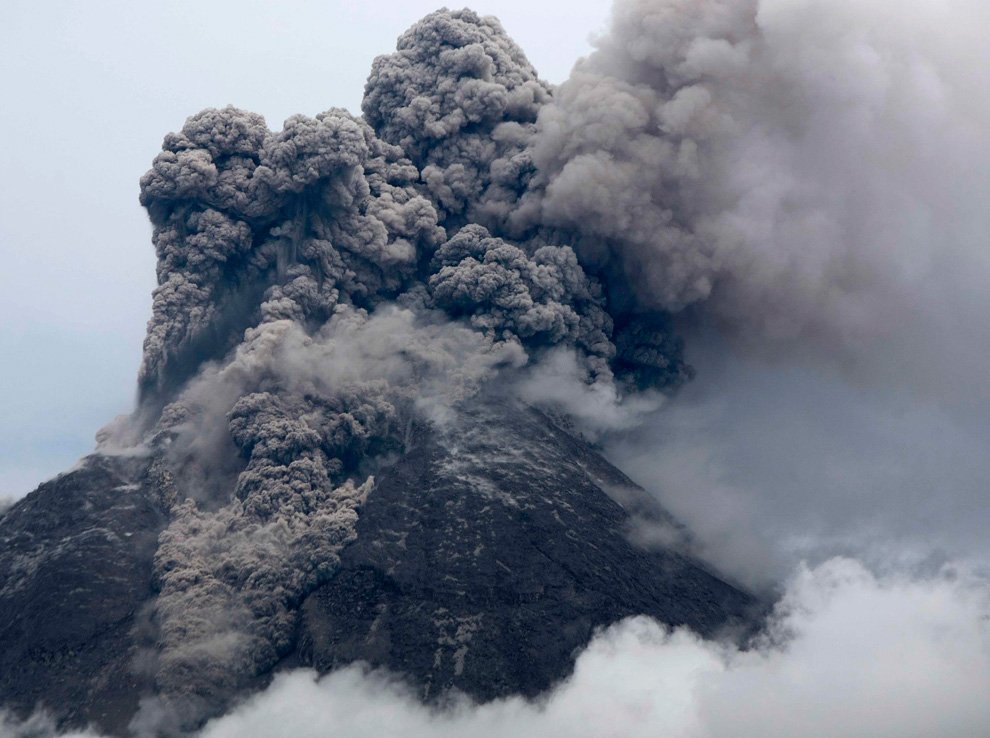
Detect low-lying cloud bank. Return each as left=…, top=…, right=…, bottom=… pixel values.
left=6, top=557, right=988, bottom=738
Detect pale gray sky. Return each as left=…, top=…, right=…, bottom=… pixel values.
left=0, top=1, right=611, bottom=497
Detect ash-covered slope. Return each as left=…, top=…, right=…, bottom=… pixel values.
left=0, top=399, right=752, bottom=735
left=295, top=400, right=752, bottom=702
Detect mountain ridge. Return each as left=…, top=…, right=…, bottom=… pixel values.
left=0, top=399, right=756, bottom=735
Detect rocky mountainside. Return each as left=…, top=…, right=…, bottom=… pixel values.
left=0, top=399, right=754, bottom=735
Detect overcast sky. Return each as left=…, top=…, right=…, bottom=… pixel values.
left=0, top=1, right=611, bottom=497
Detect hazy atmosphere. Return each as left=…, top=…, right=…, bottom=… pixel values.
left=2, top=0, right=989, bottom=736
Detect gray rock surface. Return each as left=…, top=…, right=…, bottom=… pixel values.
left=294, top=401, right=754, bottom=701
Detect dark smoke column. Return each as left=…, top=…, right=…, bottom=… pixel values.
left=363, top=8, right=551, bottom=229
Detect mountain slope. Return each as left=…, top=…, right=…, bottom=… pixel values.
left=0, top=400, right=754, bottom=735
left=295, top=400, right=754, bottom=701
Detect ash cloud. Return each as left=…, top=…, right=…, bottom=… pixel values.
left=138, top=307, right=525, bottom=727
left=125, top=12, right=674, bottom=711
left=137, top=107, right=445, bottom=400
left=122, top=10, right=701, bottom=719
left=495, top=0, right=990, bottom=596
left=362, top=8, right=551, bottom=228
left=514, top=0, right=990, bottom=395
left=603, top=340, right=990, bottom=591
left=428, top=224, right=615, bottom=380
left=536, top=0, right=990, bottom=598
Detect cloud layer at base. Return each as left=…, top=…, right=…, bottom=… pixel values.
left=197, top=558, right=990, bottom=738
left=7, top=557, right=986, bottom=738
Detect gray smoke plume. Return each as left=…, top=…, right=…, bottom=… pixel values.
left=428, top=224, right=615, bottom=379
left=511, top=0, right=990, bottom=394
left=519, top=0, right=990, bottom=591
left=137, top=106, right=445, bottom=399
left=360, top=6, right=693, bottom=391
left=362, top=8, right=551, bottom=228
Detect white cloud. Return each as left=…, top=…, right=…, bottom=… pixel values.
left=187, top=558, right=990, bottom=738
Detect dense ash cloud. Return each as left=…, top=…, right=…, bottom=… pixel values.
left=514, top=0, right=990, bottom=394
left=136, top=306, right=524, bottom=727
left=428, top=224, right=615, bottom=379
left=137, top=106, right=445, bottom=398
left=363, top=8, right=551, bottom=227
left=148, top=477, right=369, bottom=723
left=359, top=6, right=693, bottom=391
left=127, top=9, right=695, bottom=717
left=536, top=0, right=990, bottom=595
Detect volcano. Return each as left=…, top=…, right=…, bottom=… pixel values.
left=0, top=398, right=753, bottom=735
left=0, top=8, right=758, bottom=736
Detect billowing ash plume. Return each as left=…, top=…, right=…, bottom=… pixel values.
left=362, top=8, right=551, bottom=228
left=428, top=224, right=615, bottom=379
left=122, top=9, right=699, bottom=723
left=360, top=6, right=691, bottom=388
left=505, top=0, right=762, bottom=310
left=2, top=0, right=989, bottom=735
left=94, top=0, right=989, bottom=727
left=511, top=0, right=990, bottom=389
left=137, top=107, right=444, bottom=399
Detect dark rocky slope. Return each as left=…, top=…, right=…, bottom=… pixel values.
left=0, top=401, right=755, bottom=735
left=295, top=402, right=754, bottom=701
left=0, top=455, right=168, bottom=733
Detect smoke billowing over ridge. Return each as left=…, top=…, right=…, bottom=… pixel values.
left=5, top=0, right=990, bottom=734
left=108, top=8, right=699, bottom=726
